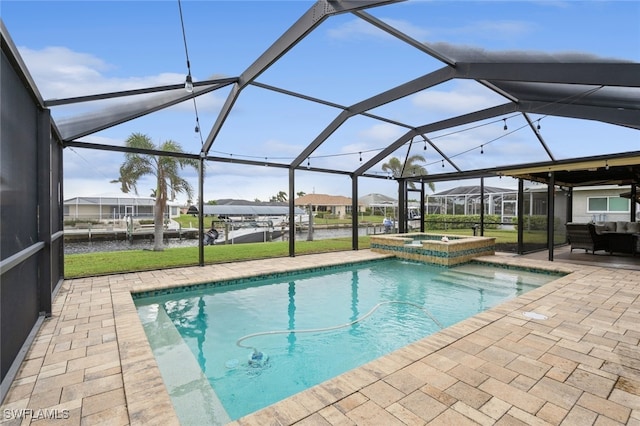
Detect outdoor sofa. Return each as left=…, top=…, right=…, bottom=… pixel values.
left=566, top=222, right=640, bottom=255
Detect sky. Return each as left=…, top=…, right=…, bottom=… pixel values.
left=2, top=0, right=639, bottom=204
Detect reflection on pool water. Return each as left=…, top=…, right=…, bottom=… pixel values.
left=134, top=258, right=561, bottom=424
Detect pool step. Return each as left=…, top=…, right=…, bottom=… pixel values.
left=433, top=266, right=549, bottom=296
left=432, top=274, right=517, bottom=297
left=452, top=264, right=555, bottom=287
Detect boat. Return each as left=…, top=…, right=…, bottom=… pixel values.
left=192, top=202, right=309, bottom=245
left=213, top=221, right=288, bottom=244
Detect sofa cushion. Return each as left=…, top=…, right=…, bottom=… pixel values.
left=626, top=222, right=640, bottom=233
left=616, top=221, right=629, bottom=233
left=602, top=221, right=616, bottom=232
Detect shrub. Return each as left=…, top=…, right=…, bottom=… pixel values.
left=424, top=214, right=501, bottom=230
left=63, top=219, right=100, bottom=227
left=511, top=215, right=563, bottom=231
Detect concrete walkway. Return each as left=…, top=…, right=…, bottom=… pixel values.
left=1, top=250, right=639, bottom=425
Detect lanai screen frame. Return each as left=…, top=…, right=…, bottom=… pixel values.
left=2, top=0, right=639, bottom=398
left=9, top=0, right=640, bottom=262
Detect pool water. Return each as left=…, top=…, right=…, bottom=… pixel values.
left=135, top=259, right=559, bottom=423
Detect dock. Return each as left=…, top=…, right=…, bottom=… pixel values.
left=64, top=227, right=199, bottom=243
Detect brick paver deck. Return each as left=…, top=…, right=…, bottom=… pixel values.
left=1, top=250, right=639, bottom=425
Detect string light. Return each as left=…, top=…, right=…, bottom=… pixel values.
left=205, top=87, right=600, bottom=175
left=210, top=113, right=526, bottom=167
left=207, top=112, right=548, bottom=177
left=605, top=160, right=609, bottom=170
left=178, top=0, right=204, bottom=145
left=307, top=157, right=310, bottom=169
left=184, top=74, right=194, bottom=93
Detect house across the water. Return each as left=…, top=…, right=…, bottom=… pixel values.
left=64, top=195, right=182, bottom=221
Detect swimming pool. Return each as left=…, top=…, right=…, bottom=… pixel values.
left=134, top=258, right=560, bottom=424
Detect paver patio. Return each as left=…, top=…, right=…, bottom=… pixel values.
left=1, top=250, right=639, bottom=425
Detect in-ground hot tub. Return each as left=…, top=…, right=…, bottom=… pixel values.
left=370, top=233, right=496, bottom=266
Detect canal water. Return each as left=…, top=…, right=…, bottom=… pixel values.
left=64, top=227, right=380, bottom=254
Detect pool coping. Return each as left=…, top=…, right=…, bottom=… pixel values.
left=133, top=254, right=567, bottom=424
left=2, top=250, right=639, bottom=425
left=118, top=251, right=398, bottom=425
left=230, top=255, right=590, bottom=424
left=230, top=255, right=640, bottom=425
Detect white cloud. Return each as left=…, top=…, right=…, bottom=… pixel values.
left=19, top=46, right=224, bottom=113
left=326, top=15, right=533, bottom=47
left=21, top=46, right=168, bottom=98
left=262, top=139, right=305, bottom=157
left=412, top=81, right=500, bottom=115
left=358, top=123, right=404, bottom=144
left=460, top=20, right=535, bottom=39
left=327, top=17, right=430, bottom=41
left=327, top=19, right=389, bottom=40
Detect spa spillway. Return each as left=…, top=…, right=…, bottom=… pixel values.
left=370, top=233, right=496, bottom=266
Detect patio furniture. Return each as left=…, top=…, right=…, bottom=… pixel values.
left=594, top=221, right=640, bottom=255
left=605, top=232, right=639, bottom=255
left=566, top=223, right=610, bottom=254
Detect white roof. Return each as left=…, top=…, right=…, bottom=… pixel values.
left=200, top=205, right=306, bottom=216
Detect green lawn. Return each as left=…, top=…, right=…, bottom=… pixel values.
left=65, top=224, right=561, bottom=278
left=64, top=237, right=370, bottom=278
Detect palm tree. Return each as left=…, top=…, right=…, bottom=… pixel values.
left=381, top=155, right=435, bottom=192
left=112, top=132, right=199, bottom=251
left=270, top=191, right=288, bottom=202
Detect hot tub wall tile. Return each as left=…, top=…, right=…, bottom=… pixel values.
left=371, top=233, right=495, bottom=266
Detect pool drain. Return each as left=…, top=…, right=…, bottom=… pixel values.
left=225, top=359, right=239, bottom=369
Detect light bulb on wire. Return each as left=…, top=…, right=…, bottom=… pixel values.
left=185, top=74, right=194, bottom=93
